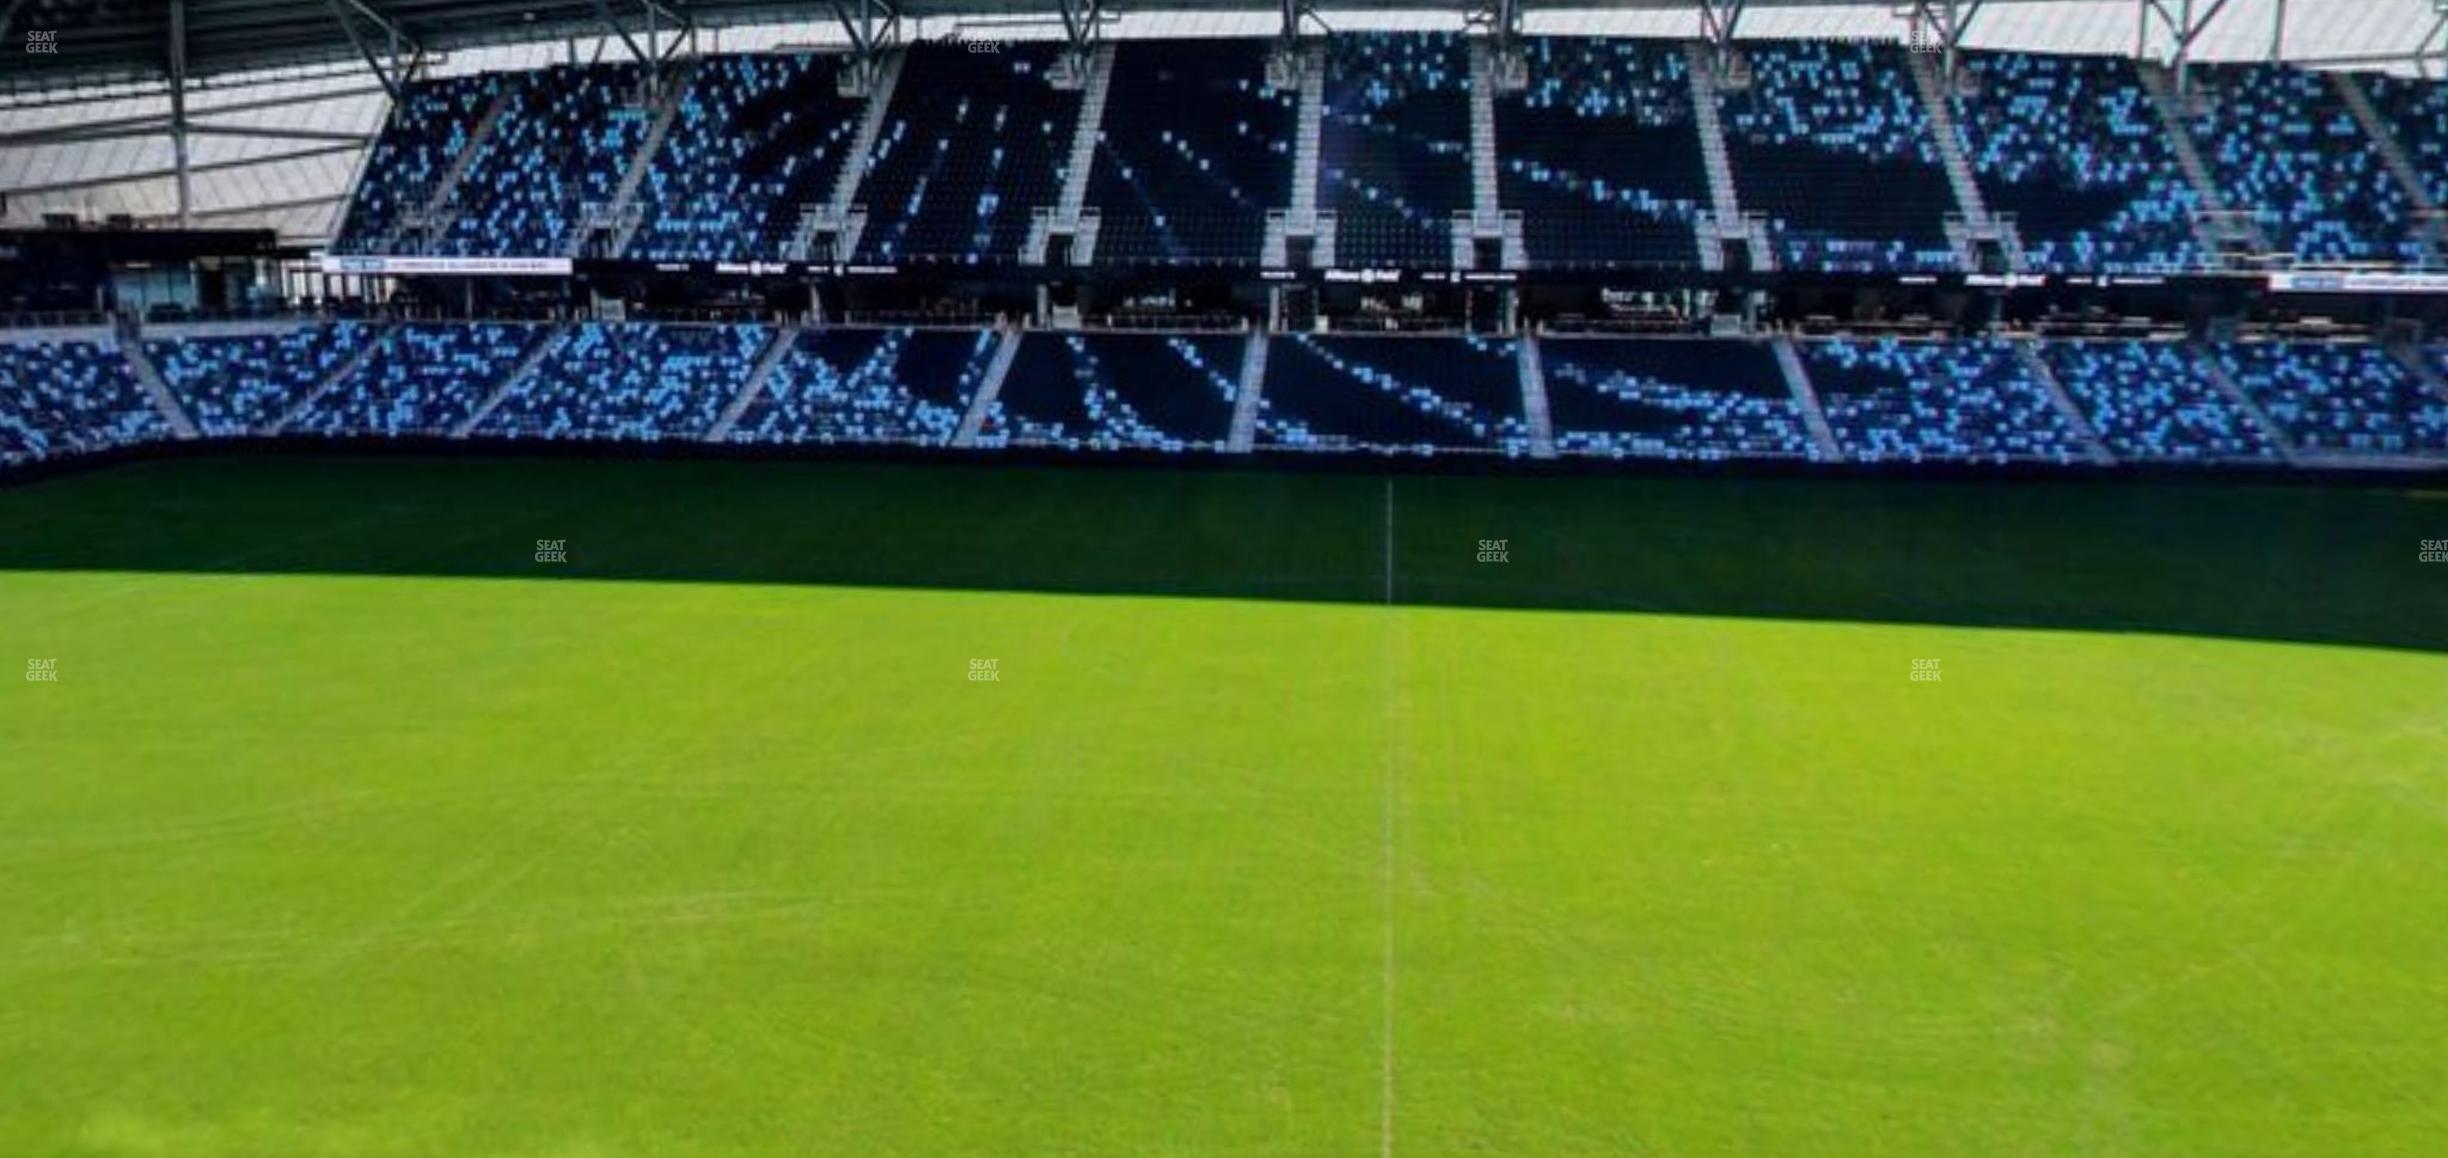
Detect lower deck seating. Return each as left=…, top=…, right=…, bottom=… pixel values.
left=980, top=332, right=1243, bottom=450
left=289, top=323, right=545, bottom=437
left=479, top=323, right=771, bottom=441
left=10, top=325, right=2447, bottom=474
left=1539, top=338, right=1813, bottom=460
left=148, top=323, right=373, bottom=436
left=2041, top=340, right=2277, bottom=462
left=0, top=339, right=170, bottom=465
left=730, top=328, right=997, bottom=446
left=1258, top=334, right=1526, bottom=455
left=1804, top=338, right=2084, bottom=463
left=2215, top=342, right=2448, bottom=456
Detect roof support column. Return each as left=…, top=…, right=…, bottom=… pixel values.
left=1697, top=0, right=1746, bottom=82
left=1906, top=0, right=1985, bottom=87
left=2137, top=0, right=2239, bottom=97
left=1055, top=0, right=1103, bottom=85
left=833, top=0, right=902, bottom=96
left=170, top=0, right=193, bottom=229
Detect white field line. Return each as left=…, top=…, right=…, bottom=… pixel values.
left=1380, top=475, right=1397, bottom=1158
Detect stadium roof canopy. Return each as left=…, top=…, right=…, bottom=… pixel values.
left=5, top=0, right=2443, bottom=92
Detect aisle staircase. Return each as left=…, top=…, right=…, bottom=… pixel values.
left=268, top=323, right=390, bottom=435
left=118, top=338, right=199, bottom=440
left=1227, top=331, right=1268, bottom=452
left=1518, top=335, right=1555, bottom=459
left=952, top=329, right=1023, bottom=447
left=598, top=61, right=698, bottom=258
left=789, top=50, right=906, bottom=262
left=1772, top=338, right=1841, bottom=461
left=453, top=323, right=569, bottom=436
left=2012, top=341, right=2117, bottom=466
left=707, top=325, right=803, bottom=442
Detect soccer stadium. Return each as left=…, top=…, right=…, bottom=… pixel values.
left=4, top=0, right=2447, bottom=1152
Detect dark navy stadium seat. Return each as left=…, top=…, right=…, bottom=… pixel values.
left=1319, top=34, right=1474, bottom=268
left=1499, top=37, right=1707, bottom=270
left=1259, top=333, right=1525, bottom=454
left=852, top=46, right=1081, bottom=265
left=1087, top=41, right=1295, bottom=267
left=1539, top=338, right=1812, bottom=460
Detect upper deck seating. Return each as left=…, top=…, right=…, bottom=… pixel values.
left=1318, top=33, right=1474, bottom=268
left=1085, top=41, right=1296, bottom=267
left=1950, top=52, right=2208, bottom=273
left=436, top=65, right=646, bottom=256
left=625, top=55, right=868, bottom=260
left=851, top=46, right=1082, bottom=265
left=1720, top=42, right=1958, bottom=273
left=1498, top=37, right=1707, bottom=269
left=333, top=76, right=502, bottom=253
left=2191, top=63, right=2419, bottom=266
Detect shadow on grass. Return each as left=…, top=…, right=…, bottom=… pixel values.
left=1, top=451, right=2442, bottom=653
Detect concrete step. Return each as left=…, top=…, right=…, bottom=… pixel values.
left=602, top=60, right=698, bottom=258
left=269, top=322, right=390, bottom=436
left=707, top=324, right=803, bottom=442
left=2012, top=340, right=2117, bottom=466
left=952, top=329, right=1023, bottom=447
left=454, top=323, right=569, bottom=437
left=1518, top=334, right=1554, bottom=459
left=119, top=337, right=200, bottom=440
left=2193, top=343, right=2303, bottom=466
left=1772, top=338, right=1841, bottom=462
left=1055, top=43, right=1117, bottom=221
left=1228, top=331, right=1268, bottom=452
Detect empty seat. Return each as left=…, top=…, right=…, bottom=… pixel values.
left=1258, top=333, right=1526, bottom=455
left=1539, top=338, right=1812, bottom=460
left=1721, top=42, right=1958, bottom=273
left=1318, top=33, right=1474, bottom=268
left=980, top=332, right=1243, bottom=450
left=1087, top=41, right=1296, bottom=268
left=731, top=328, right=997, bottom=446
left=1499, top=37, right=1708, bottom=270
left=1950, top=52, right=2207, bottom=273
left=1804, top=338, right=2084, bottom=463
left=852, top=46, right=1082, bottom=265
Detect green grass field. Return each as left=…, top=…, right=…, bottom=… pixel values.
left=3, top=454, right=2445, bottom=1156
